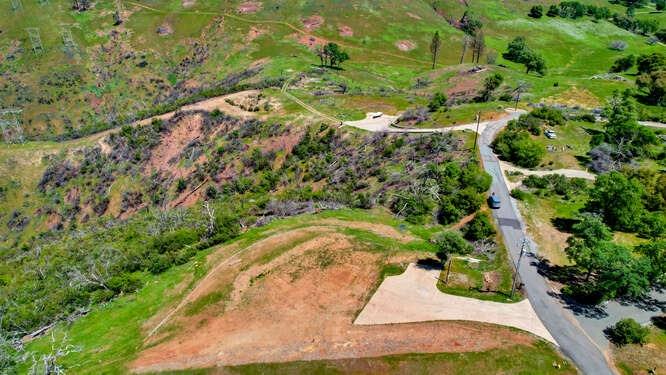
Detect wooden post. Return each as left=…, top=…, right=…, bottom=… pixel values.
left=445, top=258, right=453, bottom=284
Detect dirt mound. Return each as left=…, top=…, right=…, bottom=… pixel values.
left=237, top=1, right=261, bottom=13
left=338, top=24, right=354, bottom=37
left=302, top=15, right=324, bottom=31
left=395, top=40, right=416, bottom=51
left=181, top=0, right=195, bottom=7
left=407, top=12, right=422, bottom=20
left=131, top=226, right=540, bottom=373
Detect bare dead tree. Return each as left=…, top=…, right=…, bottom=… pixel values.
left=66, top=247, right=122, bottom=291
left=202, top=201, right=216, bottom=238
left=28, top=332, right=80, bottom=375
left=471, top=31, right=485, bottom=64
left=460, top=35, right=472, bottom=64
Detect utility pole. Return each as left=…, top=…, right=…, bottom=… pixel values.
left=512, top=81, right=528, bottom=111
left=473, top=111, right=480, bottom=153
left=444, top=257, right=453, bottom=284
left=510, top=237, right=529, bottom=298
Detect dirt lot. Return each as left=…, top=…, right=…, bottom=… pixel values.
left=130, top=224, right=547, bottom=373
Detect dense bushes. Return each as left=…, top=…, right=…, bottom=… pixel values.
left=606, top=318, right=649, bottom=346
left=406, top=161, right=491, bottom=225
left=492, top=129, right=545, bottom=168
left=490, top=108, right=565, bottom=168
left=523, top=174, right=588, bottom=197
left=433, top=230, right=474, bottom=261
left=463, top=212, right=496, bottom=241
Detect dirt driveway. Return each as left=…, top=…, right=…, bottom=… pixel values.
left=355, top=263, right=556, bottom=344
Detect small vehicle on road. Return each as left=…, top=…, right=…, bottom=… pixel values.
left=370, top=112, right=383, bottom=119
left=488, top=192, right=501, bottom=209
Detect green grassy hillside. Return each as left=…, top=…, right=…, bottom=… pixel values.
left=1, top=0, right=663, bottom=140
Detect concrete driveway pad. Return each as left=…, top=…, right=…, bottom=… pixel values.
left=354, top=263, right=556, bottom=344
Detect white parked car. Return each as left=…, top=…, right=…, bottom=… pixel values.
left=544, top=130, right=557, bottom=139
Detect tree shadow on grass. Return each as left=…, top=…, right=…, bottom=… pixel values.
left=416, top=258, right=442, bottom=270
left=551, top=217, right=578, bottom=233
left=651, top=315, right=666, bottom=331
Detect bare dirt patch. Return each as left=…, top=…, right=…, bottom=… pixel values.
left=407, top=12, right=422, bottom=20
left=395, top=40, right=416, bottom=52
left=131, top=230, right=539, bottom=373
left=145, top=113, right=203, bottom=178
left=237, top=1, right=261, bottom=14
left=156, top=23, right=174, bottom=36
left=338, top=24, right=354, bottom=37
left=136, top=90, right=261, bottom=128
left=446, top=73, right=482, bottom=100
left=181, top=0, right=195, bottom=7
left=252, top=128, right=303, bottom=156
left=295, top=33, right=327, bottom=49
left=482, top=271, right=501, bottom=291
left=314, top=218, right=415, bottom=243
left=302, top=15, right=324, bottom=31
left=246, top=26, right=266, bottom=42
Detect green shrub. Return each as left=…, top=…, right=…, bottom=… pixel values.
left=107, top=273, right=143, bottom=294
left=492, top=130, right=545, bottom=168
left=531, top=107, right=565, bottom=126
left=433, top=231, right=473, bottom=257
left=463, top=212, right=496, bottom=241
left=151, top=228, right=199, bottom=254
left=510, top=188, right=528, bottom=200
left=176, top=178, right=187, bottom=193
left=529, top=5, right=543, bottom=18
left=427, top=92, right=448, bottom=112
left=437, top=198, right=463, bottom=225
left=391, top=192, right=435, bottom=224
left=606, top=318, right=649, bottom=346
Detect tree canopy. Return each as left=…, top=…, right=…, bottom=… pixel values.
left=503, top=37, right=547, bottom=75
left=316, top=43, right=350, bottom=68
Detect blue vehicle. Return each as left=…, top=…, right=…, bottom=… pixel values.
left=488, top=192, right=501, bottom=209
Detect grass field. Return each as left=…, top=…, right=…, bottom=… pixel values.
left=183, top=343, right=575, bottom=375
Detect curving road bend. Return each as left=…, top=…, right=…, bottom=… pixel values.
left=345, top=110, right=615, bottom=374
left=479, top=114, right=614, bottom=375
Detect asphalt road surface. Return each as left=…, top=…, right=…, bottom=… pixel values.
left=479, top=114, right=614, bottom=375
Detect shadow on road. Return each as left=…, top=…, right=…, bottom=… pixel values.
left=617, top=293, right=666, bottom=313
left=532, top=255, right=610, bottom=319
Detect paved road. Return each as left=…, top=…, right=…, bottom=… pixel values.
left=479, top=115, right=615, bottom=375
left=345, top=110, right=615, bottom=374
